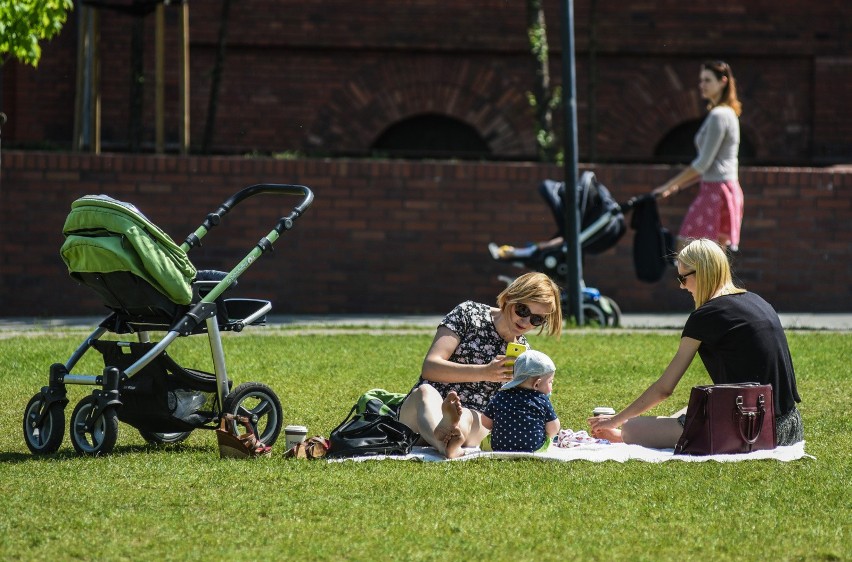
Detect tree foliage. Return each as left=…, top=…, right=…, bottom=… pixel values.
left=526, top=0, right=561, bottom=163
left=0, top=0, right=73, bottom=67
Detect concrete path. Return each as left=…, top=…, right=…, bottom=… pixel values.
left=2, top=313, right=850, bottom=332
left=271, top=313, right=852, bottom=331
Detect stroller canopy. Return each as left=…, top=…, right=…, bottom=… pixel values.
left=539, top=172, right=625, bottom=255
left=60, top=195, right=197, bottom=305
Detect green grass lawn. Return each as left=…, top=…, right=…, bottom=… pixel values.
left=1, top=327, right=849, bottom=561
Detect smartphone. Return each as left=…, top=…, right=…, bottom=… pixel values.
left=504, top=343, right=527, bottom=367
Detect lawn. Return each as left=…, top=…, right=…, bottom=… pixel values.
left=1, top=326, right=849, bottom=561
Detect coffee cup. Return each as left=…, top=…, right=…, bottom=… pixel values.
left=592, top=407, right=616, bottom=417
left=284, top=424, right=308, bottom=450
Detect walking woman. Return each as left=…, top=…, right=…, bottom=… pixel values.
left=653, top=60, right=744, bottom=251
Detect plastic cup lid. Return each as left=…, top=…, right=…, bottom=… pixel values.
left=592, top=407, right=616, bottom=415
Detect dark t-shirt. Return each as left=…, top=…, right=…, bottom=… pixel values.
left=483, top=388, right=558, bottom=452
left=682, top=291, right=800, bottom=416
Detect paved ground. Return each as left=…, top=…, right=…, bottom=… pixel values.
left=1, top=313, right=850, bottom=331
left=274, top=313, right=852, bottom=331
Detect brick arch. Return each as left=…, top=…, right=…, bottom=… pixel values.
left=614, top=93, right=705, bottom=159
left=627, top=88, right=764, bottom=163
left=604, top=62, right=766, bottom=162
left=597, top=63, right=707, bottom=160
left=306, top=59, right=536, bottom=157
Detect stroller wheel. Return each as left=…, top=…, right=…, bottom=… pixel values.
left=563, top=290, right=622, bottom=328
left=139, top=431, right=192, bottom=446
left=581, top=303, right=609, bottom=327
left=600, top=296, right=622, bottom=327
left=223, top=382, right=283, bottom=448
left=23, top=394, right=65, bottom=455
left=70, top=395, right=119, bottom=456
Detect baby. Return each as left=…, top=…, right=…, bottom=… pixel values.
left=481, top=349, right=561, bottom=452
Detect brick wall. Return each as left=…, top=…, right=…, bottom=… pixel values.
left=3, top=1, right=850, bottom=164
left=2, top=151, right=849, bottom=317
left=814, top=58, right=852, bottom=160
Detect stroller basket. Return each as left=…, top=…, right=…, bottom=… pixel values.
left=93, top=340, right=224, bottom=433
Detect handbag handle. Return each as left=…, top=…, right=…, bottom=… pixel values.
left=329, top=404, right=359, bottom=435
left=735, top=394, right=766, bottom=445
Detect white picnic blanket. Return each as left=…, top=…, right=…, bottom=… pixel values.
left=328, top=441, right=812, bottom=463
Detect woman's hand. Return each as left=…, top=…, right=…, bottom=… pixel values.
left=652, top=167, right=700, bottom=199
left=421, top=327, right=517, bottom=384
left=485, top=355, right=515, bottom=383
left=587, top=414, right=618, bottom=435
left=652, top=184, right=677, bottom=199
left=586, top=414, right=626, bottom=442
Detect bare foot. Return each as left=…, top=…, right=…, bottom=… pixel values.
left=434, top=392, right=465, bottom=458
left=592, top=426, right=624, bottom=443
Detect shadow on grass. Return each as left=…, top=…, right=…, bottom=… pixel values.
left=0, top=442, right=212, bottom=464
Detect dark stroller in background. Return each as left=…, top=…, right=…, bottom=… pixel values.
left=489, top=172, right=626, bottom=326
left=22, top=185, right=313, bottom=456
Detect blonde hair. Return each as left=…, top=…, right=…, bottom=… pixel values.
left=496, top=272, right=562, bottom=337
left=677, top=238, right=745, bottom=308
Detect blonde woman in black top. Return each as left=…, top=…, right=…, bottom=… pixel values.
left=588, top=239, right=803, bottom=448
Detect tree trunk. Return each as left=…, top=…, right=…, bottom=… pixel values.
left=201, top=0, right=232, bottom=154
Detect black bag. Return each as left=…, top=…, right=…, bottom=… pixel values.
left=327, top=405, right=420, bottom=458
left=674, top=383, right=777, bottom=455
left=630, top=195, right=674, bottom=283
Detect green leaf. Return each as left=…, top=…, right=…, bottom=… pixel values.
left=0, top=0, right=73, bottom=67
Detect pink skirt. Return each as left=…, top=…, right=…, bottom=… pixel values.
left=678, top=180, right=744, bottom=249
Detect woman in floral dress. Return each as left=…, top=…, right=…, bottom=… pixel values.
left=398, top=272, right=562, bottom=458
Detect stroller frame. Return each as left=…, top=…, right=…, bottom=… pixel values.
left=23, top=184, right=314, bottom=456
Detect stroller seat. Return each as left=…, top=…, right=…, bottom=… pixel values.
left=538, top=174, right=626, bottom=254
left=76, top=270, right=269, bottom=334
left=488, top=172, right=626, bottom=327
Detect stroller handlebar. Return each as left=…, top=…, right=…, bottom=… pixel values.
left=218, top=184, right=314, bottom=216
left=184, top=184, right=314, bottom=250
left=619, top=192, right=659, bottom=212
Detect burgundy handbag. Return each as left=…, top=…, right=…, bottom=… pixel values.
left=674, top=383, right=776, bottom=455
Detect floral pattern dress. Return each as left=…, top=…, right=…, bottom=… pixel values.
left=410, top=300, right=528, bottom=413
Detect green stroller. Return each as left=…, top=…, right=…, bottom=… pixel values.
left=22, top=184, right=314, bottom=456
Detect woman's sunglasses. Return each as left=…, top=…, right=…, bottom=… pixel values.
left=514, top=303, right=546, bottom=327
left=677, top=271, right=696, bottom=285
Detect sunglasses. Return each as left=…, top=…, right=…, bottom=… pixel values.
left=514, top=303, right=547, bottom=327
left=676, top=271, right=696, bottom=285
